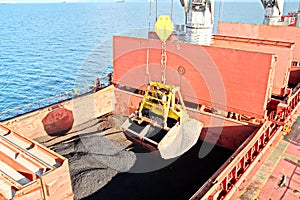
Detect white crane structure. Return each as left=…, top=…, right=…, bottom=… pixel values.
left=180, top=0, right=214, bottom=45
left=261, top=0, right=284, bottom=25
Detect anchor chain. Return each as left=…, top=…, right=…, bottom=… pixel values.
left=161, top=42, right=167, bottom=84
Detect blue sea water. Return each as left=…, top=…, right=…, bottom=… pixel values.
left=0, top=1, right=298, bottom=119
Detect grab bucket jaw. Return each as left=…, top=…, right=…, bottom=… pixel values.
left=121, top=116, right=203, bottom=159
left=121, top=81, right=203, bottom=159
left=158, top=119, right=203, bottom=159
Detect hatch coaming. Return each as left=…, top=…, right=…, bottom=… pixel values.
left=217, top=22, right=300, bottom=60
left=0, top=124, right=73, bottom=199
left=212, top=34, right=295, bottom=97
left=113, top=35, right=275, bottom=120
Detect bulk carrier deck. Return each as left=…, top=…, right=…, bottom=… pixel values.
left=1, top=0, right=300, bottom=199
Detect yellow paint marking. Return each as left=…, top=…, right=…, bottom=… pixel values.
left=239, top=134, right=286, bottom=198
left=253, top=137, right=290, bottom=199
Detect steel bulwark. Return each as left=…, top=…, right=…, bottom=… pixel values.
left=191, top=84, right=300, bottom=199
left=269, top=82, right=300, bottom=125
left=191, top=121, right=281, bottom=200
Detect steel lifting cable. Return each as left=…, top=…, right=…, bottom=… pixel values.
left=171, top=0, right=174, bottom=21
left=148, top=0, right=152, bottom=33
left=219, top=0, right=224, bottom=22
left=146, top=0, right=153, bottom=84
left=161, top=42, right=167, bottom=84
left=145, top=46, right=151, bottom=84
left=156, top=0, right=158, bottom=21
left=152, top=3, right=173, bottom=84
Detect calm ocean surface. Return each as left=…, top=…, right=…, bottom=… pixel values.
left=0, top=1, right=298, bottom=119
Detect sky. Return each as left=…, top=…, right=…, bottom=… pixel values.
left=2, top=0, right=136, bottom=2
left=2, top=0, right=299, bottom=4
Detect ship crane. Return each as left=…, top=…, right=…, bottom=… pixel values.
left=180, top=0, right=214, bottom=45
left=261, top=0, right=284, bottom=25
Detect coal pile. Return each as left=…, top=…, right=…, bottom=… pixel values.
left=53, top=135, right=135, bottom=199
left=37, top=114, right=233, bottom=200
left=37, top=115, right=136, bottom=200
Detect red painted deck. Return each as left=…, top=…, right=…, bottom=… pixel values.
left=230, top=117, right=300, bottom=199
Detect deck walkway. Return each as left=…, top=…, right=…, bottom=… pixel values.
left=232, top=117, right=300, bottom=200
